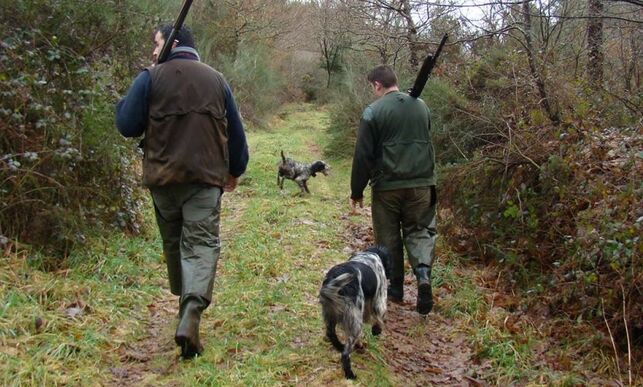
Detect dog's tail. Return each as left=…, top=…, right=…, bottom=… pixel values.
left=319, top=272, right=357, bottom=312
left=281, top=150, right=286, bottom=163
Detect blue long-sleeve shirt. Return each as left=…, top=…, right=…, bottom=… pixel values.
left=115, top=52, right=248, bottom=177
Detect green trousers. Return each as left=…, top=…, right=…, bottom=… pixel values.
left=371, top=186, right=437, bottom=284
left=150, top=184, right=222, bottom=309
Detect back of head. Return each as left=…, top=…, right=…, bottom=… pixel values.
left=367, top=65, right=398, bottom=88
left=156, top=23, right=196, bottom=49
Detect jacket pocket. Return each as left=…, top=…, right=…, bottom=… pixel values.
left=382, top=140, right=432, bottom=180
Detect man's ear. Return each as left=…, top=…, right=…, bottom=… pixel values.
left=171, top=39, right=179, bottom=49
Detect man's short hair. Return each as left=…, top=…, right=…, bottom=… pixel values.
left=156, top=24, right=195, bottom=49
left=367, top=65, right=398, bottom=88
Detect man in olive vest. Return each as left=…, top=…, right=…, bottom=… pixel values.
left=115, top=25, right=249, bottom=358
left=350, top=65, right=437, bottom=315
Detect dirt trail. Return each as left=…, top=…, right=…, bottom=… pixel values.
left=104, top=104, right=487, bottom=385
left=383, top=294, right=482, bottom=386
left=107, top=289, right=179, bottom=385
left=342, top=214, right=486, bottom=386
left=108, top=221, right=487, bottom=386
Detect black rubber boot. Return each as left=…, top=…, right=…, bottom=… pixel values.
left=415, top=265, right=433, bottom=315
left=175, top=299, right=204, bottom=359
left=388, top=277, right=404, bottom=304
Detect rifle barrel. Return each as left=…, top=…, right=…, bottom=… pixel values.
left=408, top=34, right=448, bottom=99
left=157, top=0, right=194, bottom=64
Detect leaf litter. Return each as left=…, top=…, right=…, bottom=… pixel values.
left=341, top=211, right=487, bottom=386
left=106, top=288, right=179, bottom=386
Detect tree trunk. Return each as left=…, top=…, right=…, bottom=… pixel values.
left=625, top=34, right=638, bottom=92
left=320, top=38, right=333, bottom=88
left=522, top=1, right=560, bottom=124
left=586, top=0, right=604, bottom=86
left=401, top=0, right=419, bottom=71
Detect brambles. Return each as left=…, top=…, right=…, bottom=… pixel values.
left=0, top=1, right=150, bottom=259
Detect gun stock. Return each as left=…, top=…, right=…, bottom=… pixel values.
left=408, top=34, right=448, bottom=99
left=157, top=0, right=194, bottom=64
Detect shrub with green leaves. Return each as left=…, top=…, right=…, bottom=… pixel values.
left=211, top=43, right=288, bottom=125
left=0, top=0, right=153, bottom=258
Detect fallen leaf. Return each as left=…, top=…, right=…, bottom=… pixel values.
left=65, top=307, right=84, bottom=318
left=122, top=349, right=150, bottom=362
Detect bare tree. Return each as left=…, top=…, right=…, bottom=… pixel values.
left=519, top=1, right=560, bottom=123
left=401, top=0, right=420, bottom=70
left=313, top=0, right=353, bottom=87
left=587, top=0, right=605, bottom=85
left=193, top=0, right=300, bottom=61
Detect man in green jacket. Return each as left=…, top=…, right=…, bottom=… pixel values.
left=350, top=65, right=437, bottom=315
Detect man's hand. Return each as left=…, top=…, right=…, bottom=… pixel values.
left=350, top=197, right=363, bottom=214
left=224, top=175, right=239, bottom=192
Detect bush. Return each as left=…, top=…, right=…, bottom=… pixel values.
left=324, top=89, right=370, bottom=158
left=0, top=1, right=152, bottom=258
left=214, top=43, right=288, bottom=126
left=323, top=57, right=384, bottom=158
left=439, top=124, right=642, bottom=347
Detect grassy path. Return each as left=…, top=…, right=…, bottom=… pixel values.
left=2, top=103, right=628, bottom=386
left=107, top=102, right=484, bottom=385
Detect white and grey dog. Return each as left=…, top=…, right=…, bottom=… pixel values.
left=277, top=150, right=330, bottom=194
left=319, top=246, right=390, bottom=379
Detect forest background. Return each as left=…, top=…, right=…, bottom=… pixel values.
left=1, top=0, right=641, bottom=383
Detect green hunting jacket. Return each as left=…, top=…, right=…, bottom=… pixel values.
left=350, top=90, right=435, bottom=200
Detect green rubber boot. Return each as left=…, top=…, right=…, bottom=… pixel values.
left=388, top=277, right=404, bottom=304
left=415, top=265, right=433, bottom=315
left=175, top=299, right=204, bottom=358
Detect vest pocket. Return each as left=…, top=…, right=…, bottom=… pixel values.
left=382, top=140, right=432, bottom=179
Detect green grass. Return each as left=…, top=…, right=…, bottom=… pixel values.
left=0, top=103, right=384, bottom=386
left=159, top=103, right=387, bottom=385
left=0, top=103, right=632, bottom=386
left=0, top=233, right=163, bottom=386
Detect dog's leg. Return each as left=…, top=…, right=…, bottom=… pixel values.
left=371, top=296, right=387, bottom=336
left=296, top=180, right=306, bottom=195
left=371, top=314, right=384, bottom=336
left=303, top=180, right=310, bottom=194
left=340, top=298, right=363, bottom=379
left=341, top=323, right=361, bottom=379
left=325, top=321, right=344, bottom=352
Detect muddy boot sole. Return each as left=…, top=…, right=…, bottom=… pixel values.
left=417, top=281, right=433, bottom=315
left=388, top=293, right=404, bottom=304
left=175, top=334, right=203, bottom=359
left=388, top=282, right=404, bottom=304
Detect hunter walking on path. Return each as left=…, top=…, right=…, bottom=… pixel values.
left=115, top=24, right=249, bottom=358
left=350, top=65, right=438, bottom=315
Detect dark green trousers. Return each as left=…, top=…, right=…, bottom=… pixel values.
left=150, top=184, right=222, bottom=309
left=371, top=186, right=437, bottom=284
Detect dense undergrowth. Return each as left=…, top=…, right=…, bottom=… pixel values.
left=322, top=38, right=641, bottom=376
left=1, top=0, right=297, bottom=259
left=3, top=103, right=628, bottom=385
left=0, top=1, right=154, bottom=258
